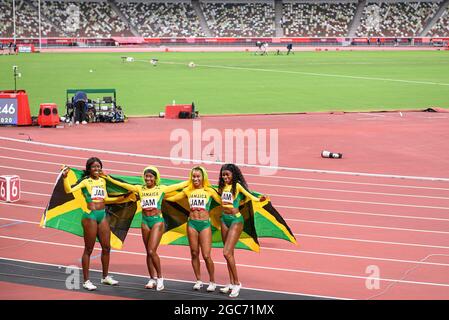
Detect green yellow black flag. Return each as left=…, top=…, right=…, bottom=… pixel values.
left=40, top=168, right=137, bottom=249
left=41, top=168, right=297, bottom=252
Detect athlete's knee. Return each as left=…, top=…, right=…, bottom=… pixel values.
left=101, top=245, right=111, bottom=254
left=84, top=246, right=94, bottom=256
left=147, top=248, right=158, bottom=257
left=190, top=249, right=200, bottom=259
left=223, top=248, right=234, bottom=260
left=202, top=252, right=212, bottom=262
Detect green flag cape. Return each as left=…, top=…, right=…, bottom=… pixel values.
left=41, top=168, right=297, bottom=251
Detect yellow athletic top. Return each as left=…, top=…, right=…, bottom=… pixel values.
left=221, top=183, right=260, bottom=209
left=104, top=175, right=189, bottom=210
left=63, top=176, right=111, bottom=203
left=166, top=187, right=222, bottom=211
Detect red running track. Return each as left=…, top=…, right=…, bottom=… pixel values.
left=1, top=111, right=449, bottom=299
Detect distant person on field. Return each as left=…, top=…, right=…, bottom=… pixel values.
left=262, top=42, right=268, bottom=55
left=73, top=91, right=88, bottom=125
left=287, top=43, right=293, bottom=55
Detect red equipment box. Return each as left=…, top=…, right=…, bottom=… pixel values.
left=0, top=175, right=20, bottom=202
left=165, top=104, right=193, bottom=119
left=38, top=103, right=60, bottom=127
left=0, top=90, right=32, bottom=126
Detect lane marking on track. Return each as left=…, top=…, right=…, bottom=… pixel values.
left=13, top=176, right=449, bottom=221
left=5, top=187, right=449, bottom=234
left=0, top=257, right=343, bottom=300
left=2, top=136, right=449, bottom=182
left=288, top=218, right=449, bottom=234
left=276, top=205, right=449, bottom=222
left=19, top=187, right=449, bottom=211
left=0, top=221, right=24, bottom=229
left=4, top=156, right=449, bottom=200
left=298, top=233, right=449, bottom=250
left=17, top=190, right=449, bottom=233
left=1, top=235, right=449, bottom=289
left=1, top=202, right=448, bottom=249
left=3, top=146, right=449, bottom=191
left=2, top=216, right=449, bottom=268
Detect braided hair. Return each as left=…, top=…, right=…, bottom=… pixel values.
left=218, top=163, right=249, bottom=196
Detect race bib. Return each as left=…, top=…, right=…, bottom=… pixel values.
left=221, top=192, right=234, bottom=204
left=189, top=197, right=206, bottom=210
left=91, top=186, right=105, bottom=200
left=141, top=197, right=158, bottom=209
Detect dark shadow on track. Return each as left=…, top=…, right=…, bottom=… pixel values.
left=0, top=258, right=328, bottom=300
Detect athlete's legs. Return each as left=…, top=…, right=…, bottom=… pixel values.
left=187, top=226, right=201, bottom=280
left=81, top=218, right=98, bottom=281
left=199, top=227, right=215, bottom=283
left=97, top=218, right=112, bottom=278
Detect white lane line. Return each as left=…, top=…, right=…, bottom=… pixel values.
left=4, top=156, right=449, bottom=200
left=2, top=216, right=449, bottom=268
left=5, top=164, right=449, bottom=210
left=1, top=235, right=449, bottom=289
left=0, top=257, right=344, bottom=300
left=6, top=182, right=449, bottom=224
left=272, top=193, right=449, bottom=210
left=16, top=190, right=449, bottom=233
left=277, top=205, right=449, bottom=222
left=1, top=202, right=448, bottom=250
left=298, top=233, right=449, bottom=250
left=2, top=146, right=449, bottom=191
left=15, top=178, right=449, bottom=222
left=289, top=218, right=449, bottom=234
left=2, top=136, right=449, bottom=182
left=162, top=61, right=449, bottom=87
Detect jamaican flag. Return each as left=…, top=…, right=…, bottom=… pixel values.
left=40, top=168, right=138, bottom=249
left=41, top=168, right=297, bottom=252
left=107, top=173, right=297, bottom=253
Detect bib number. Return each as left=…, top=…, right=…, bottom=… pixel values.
left=91, top=186, right=105, bottom=200
left=221, top=192, right=233, bottom=204
left=189, top=198, right=206, bottom=210
left=141, top=197, right=158, bottom=209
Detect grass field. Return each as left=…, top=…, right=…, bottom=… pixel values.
left=1, top=50, right=448, bottom=116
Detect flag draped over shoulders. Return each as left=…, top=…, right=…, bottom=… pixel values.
left=41, top=168, right=297, bottom=252
left=40, top=167, right=137, bottom=249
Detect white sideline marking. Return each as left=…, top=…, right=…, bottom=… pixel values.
left=2, top=136, right=449, bottom=182
left=162, top=61, right=449, bottom=87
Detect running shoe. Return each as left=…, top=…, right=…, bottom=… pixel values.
left=145, top=278, right=156, bottom=289
left=101, top=275, right=119, bottom=286
left=156, top=278, right=165, bottom=291
left=206, top=282, right=217, bottom=292
left=219, top=284, right=233, bottom=294
left=193, top=280, right=203, bottom=290
left=83, top=280, right=97, bottom=291
left=229, top=283, right=242, bottom=298
left=81, top=121, right=87, bottom=125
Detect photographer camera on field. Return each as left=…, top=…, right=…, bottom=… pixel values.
left=72, top=91, right=88, bottom=125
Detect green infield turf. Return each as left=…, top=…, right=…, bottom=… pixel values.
left=1, top=50, right=448, bottom=116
